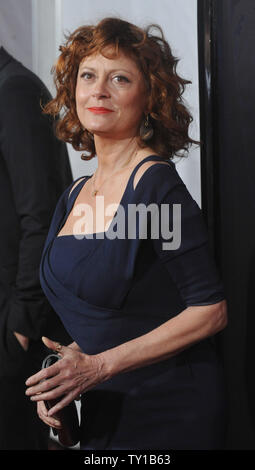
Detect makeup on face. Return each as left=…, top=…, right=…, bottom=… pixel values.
left=75, top=51, right=147, bottom=138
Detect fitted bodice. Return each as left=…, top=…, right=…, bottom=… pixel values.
left=49, top=235, right=101, bottom=292
left=40, top=154, right=224, bottom=364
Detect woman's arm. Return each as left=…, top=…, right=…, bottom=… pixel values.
left=98, top=299, right=227, bottom=379
left=25, top=299, right=227, bottom=420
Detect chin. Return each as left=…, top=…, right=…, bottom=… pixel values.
left=87, top=125, right=117, bottom=137
left=88, top=127, right=109, bottom=135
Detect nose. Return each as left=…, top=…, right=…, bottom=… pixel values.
left=92, top=77, right=110, bottom=99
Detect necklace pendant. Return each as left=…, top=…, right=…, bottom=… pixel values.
left=92, top=189, right=98, bottom=196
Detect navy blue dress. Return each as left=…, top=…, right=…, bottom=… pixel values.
left=39, top=155, right=227, bottom=450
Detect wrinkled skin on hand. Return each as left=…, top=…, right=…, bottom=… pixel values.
left=25, top=337, right=105, bottom=427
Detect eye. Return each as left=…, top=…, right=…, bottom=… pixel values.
left=112, top=75, right=130, bottom=84
left=80, top=72, right=94, bottom=80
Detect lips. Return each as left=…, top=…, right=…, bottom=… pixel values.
left=87, top=107, right=114, bottom=114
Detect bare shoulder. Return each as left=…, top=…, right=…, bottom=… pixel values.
left=68, top=176, right=87, bottom=198
left=133, top=158, right=171, bottom=191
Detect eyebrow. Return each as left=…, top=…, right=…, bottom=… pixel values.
left=79, top=65, right=135, bottom=75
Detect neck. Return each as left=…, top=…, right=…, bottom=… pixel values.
left=94, top=135, right=140, bottom=179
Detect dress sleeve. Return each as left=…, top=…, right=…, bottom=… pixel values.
left=147, top=163, right=225, bottom=307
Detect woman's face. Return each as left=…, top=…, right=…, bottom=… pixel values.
left=75, top=49, right=148, bottom=140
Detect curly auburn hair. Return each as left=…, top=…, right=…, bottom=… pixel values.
left=44, top=17, right=200, bottom=160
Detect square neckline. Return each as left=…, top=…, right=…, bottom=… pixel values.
left=56, top=155, right=173, bottom=239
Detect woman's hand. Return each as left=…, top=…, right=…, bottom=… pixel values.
left=36, top=400, right=63, bottom=430
left=25, top=336, right=106, bottom=417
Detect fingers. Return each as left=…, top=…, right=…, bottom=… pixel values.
left=25, top=360, right=60, bottom=387
left=41, top=336, right=59, bottom=351
left=30, top=383, right=67, bottom=403
left=26, top=338, right=80, bottom=389
left=37, top=401, right=62, bottom=430
left=26, top=373, right=62, bottom=397
left=47, top=388, right=80, bottom=417
left=42, top=336, right=67, bottom=356
left=25, top=343, right=93, bottom=415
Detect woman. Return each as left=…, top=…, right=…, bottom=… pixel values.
left=25, top=17, right=227, bottom=450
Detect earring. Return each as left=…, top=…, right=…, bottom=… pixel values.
left=81, top=153, right=90, bottom=160
left=140, top=114, right=154, bottom=141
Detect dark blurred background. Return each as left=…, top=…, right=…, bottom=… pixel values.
left=198, top=0, right=255, bottom=449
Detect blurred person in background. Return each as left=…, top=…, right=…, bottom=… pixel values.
left=0, top=46, right=73, bottom=449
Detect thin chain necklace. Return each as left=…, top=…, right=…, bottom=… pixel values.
left=91, top=148, right=138, bottom=197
